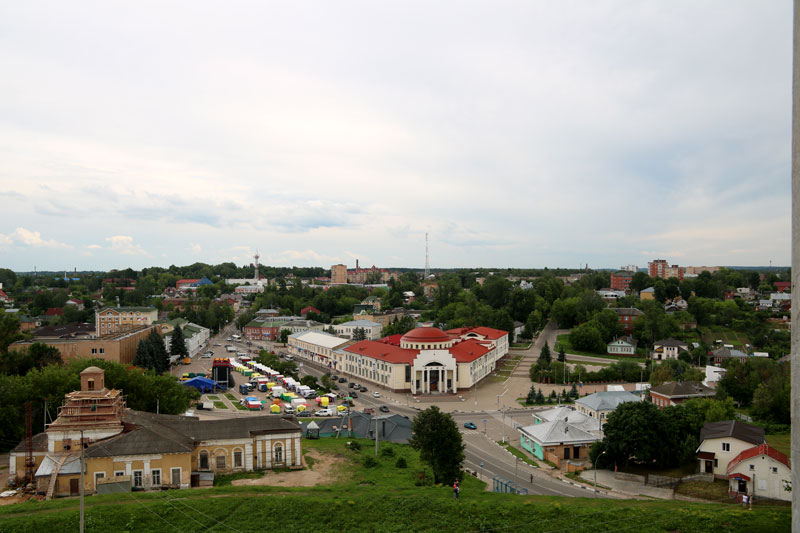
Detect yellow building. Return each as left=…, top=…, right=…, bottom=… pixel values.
left=9, top=325, right=155, bottom=365
left=96, top=306, right=158, bottom=336
left=9, top=367, right=302, bottom=497
left=331, top=264, right=347, bottom=284
left=639, top=287, right=655, bottom=301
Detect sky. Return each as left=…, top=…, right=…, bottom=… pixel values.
left=0, top=1, right=793, bottom=272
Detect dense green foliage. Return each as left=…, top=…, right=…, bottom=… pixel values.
left=0, top=342, right=62, bottom=375
left=133, top=330, right=170, bottom=372
left=409, top=406, right=465, bottom=484
left=592, top=397, right=735, bottom=469
left=168, top=324, right=188, bottom=358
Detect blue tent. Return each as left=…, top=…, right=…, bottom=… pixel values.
left=182, top=376, right=217, bottom=393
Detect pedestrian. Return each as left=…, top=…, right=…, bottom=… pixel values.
left=530, top=473, right=533, bottom=484
left=453, top=480, right=460, bottom=500
left=742, top=493, right=748, bottom=508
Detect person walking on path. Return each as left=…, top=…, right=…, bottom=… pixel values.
left=453, top=480, right=460, bottom=500
left=530, top=473, right=533, bottom=484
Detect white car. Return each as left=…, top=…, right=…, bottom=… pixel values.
left=372, top=391, right=380, bottom=398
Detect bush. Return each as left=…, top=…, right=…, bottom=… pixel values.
left=363, top=455, right=379, bottom=468
left=346, top=441, right=361, bottom=452
left=395, top=457, right=408, bottom=469
left=414, top=469, right=434, bottom=486
left=380, top=446, right=395, bottom=458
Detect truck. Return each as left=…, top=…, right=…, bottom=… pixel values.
left=197, top=402, right=214, bottom=411
left=239, top=384, right=250, bottom=395
left=271, top=386, right=285, bottom=398
left=226, top=345, right=236, bottom=353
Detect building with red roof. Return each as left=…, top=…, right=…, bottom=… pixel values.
left=726, top=443, right=791, bottom=501
left=315, top=326, right=509, bottom=394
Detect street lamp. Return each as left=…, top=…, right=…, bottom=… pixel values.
left=593, top=450, right=607, bottom=497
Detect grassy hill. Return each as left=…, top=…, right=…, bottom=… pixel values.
left=0, top=438, right=790, bottom=533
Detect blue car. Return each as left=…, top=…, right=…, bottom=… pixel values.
left=464, top=422, right=477, bottom=430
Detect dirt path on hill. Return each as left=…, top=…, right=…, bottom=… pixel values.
left=231, top=449, right=345, bottom=487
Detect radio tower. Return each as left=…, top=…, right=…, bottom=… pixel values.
left=424, top=233, right=430, bottom=279
left=254, top=251, right=260, bottom=281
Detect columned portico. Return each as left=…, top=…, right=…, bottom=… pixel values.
left=413, top=359, right=455, bottom=394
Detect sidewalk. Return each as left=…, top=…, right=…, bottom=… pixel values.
left=577, top=469, right=706, bottom=501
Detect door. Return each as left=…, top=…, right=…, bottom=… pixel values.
left=705, top=460, right=713, bottom=474
left=69, top=478, right=79, bottom=496
left=738, top=479, right=747, bottom=493
left=564, top=447, right=571, bottom=460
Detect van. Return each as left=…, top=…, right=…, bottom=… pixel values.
left=284, top=405, right=295, bottom=415
left=315, top=408, right=333, bottom=417
left=284, top=354, right=294, bottom=361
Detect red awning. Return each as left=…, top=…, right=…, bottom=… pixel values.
left=728, top=473, right=751, bottom=481
left=697, top=451, right=715, bottom=460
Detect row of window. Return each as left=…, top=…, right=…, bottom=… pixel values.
left=94, top=467, right=180, bottom=488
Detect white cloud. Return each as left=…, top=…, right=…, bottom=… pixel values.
left=11, top=227, right=70, bottom=248
left=87, top=244, right=102, bottom=249
left=190, top=243, right=202, bottom=254
left=105, top=235, right=147, bottom=256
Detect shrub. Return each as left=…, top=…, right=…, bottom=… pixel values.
left=414, top=469, right=433, bottom=486
left=395, top=457, right=408, bottom=469
left=363, top=455, right=379, bottom=468
left=380, top=446, right=395, bottom=457
left=346, top=441, right=361, bottom=452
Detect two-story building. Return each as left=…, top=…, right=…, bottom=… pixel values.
left=696, top=420, right=765, bottom=478
left=333, top=319, right=382, bottom=340
left=651, top=338, right=689, bottom=361
left=96, top=307, right=158, bottom=336
left=573, top=391, right=640, bottom=426
left=649, top=381, right=715, bottom=408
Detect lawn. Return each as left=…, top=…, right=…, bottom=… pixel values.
left=556, top=334, right=646, bottom=363
left=0, top=439, right=790, bottom=532
left=675, top=479, right=733, bottom=503
left=213, top=401, right=228, bottom=409
left=766, top=433, right=791, bottom=456
left=206, top=394, right=220, bottom=400
left=497, top=441, right=539, bottom=468
left=699, top=326, right=750, bottom=348
left=224, top=393, right=237, bottom=401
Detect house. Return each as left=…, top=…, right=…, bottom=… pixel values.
left=281, top=319, right=325, bottom=334
left=243, top=319, right=286, bottom=341
left=639, top=287, right=655, bottom=301
left=696, top=420, right=765, bottom=478
left=611, top=307, right=643, bottom=335
left=703, top=365, right=726, bottom=388
left=773, top=281, right=791, bottom=292
left=175, top=277, right=213, bottom=291
left=8, top=367, right=302, bottom=497
left=597, top=289, right=626, bottom=301
left=664, top=298, right=688, bottom=313
left=726, top=444, right=791, bottom=501
left=649, top=381, right=715, bottom=408
left=44, top=307, right=64, bottom=318
left=606, top=336, right=637, bottom=356
left=531, top=405, right=602, bottom=435
left=651, top=338, right=689, bottom=360
left=288, top=330, right=352, bottom=369
left=333, top=320, right=382, bottom=340
left=96, top=306, right=158, bottom=336
left=573, top=391, right=640, bottom=426
left=710, top=347, right=749, bottom=365
left=158, top=319, right=211, bottom=358
left=518, top=418, right=599, bottom=471
left=360, top=296, right=382, bottom=312
left=65, top=298, right=85, bottom=310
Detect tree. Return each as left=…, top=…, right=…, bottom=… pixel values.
left=134, top=331, right=170, bottom=373
left=279, top=329, right=291, bottom=344
left=409, top=406, right=465, bottom=484
left=557, top=344, right=566, bottom=363
left=353, top=327, right=367, bottom=341
left=526, top=385, right=536, bottom=405
left=539, top=342, right=551, bottom=365
left=569, top=322, right=605, bottom=353
left=169, top=324, right=189, bottom=358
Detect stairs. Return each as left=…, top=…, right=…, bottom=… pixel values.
left=44, top=454, right=73, bottom=500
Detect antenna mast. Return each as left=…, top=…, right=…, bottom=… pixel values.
left=254, top=250, right=260, bottom=281
left=424, top=233, right=430, bottom=279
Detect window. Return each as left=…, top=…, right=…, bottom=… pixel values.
left=216, top=454, right=226, bottom=469
left=274, top=444, right=283, bottom=463
left=99, top=348, right=104, bottom=354
left=234, top=450, right=243, bottom=468
left=772, top=467, right=778, bottom=474
left=94, top=472, right=105, bottom=487
left=152, top=469, right=161, bottom=486
left=722, top=443, right=730, bottom=452
left=114, top=470, right=125, bottom=478
left=91, top=348, right=98, bottom=354
left=199, top=451, right=209, bottom=470
left=714, top=459, right=718, bottom=468
left=133, top=470, right=143, bottom=487
left=749, top=464, right=755, bottom=471
left=171, top=468, right=181, bottom=486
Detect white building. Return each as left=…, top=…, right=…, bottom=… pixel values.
left=726, top=444, right=791, bottom=501
left=573, top=391, right=640, bottom=426
left=696, top=420, right=765, bottom=479
left=333, top=320, right=382, bottom=340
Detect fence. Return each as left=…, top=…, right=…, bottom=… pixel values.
left=492, top=476, right=528, bottom=495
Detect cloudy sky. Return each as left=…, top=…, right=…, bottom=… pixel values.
left=0, top=1, right=792, bottom=272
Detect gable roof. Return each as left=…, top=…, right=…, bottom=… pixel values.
left=653, top=338, right=688, bottom=348
left=449, top=338, right=492, bottom=363
left=519, top=419, right=599, bottom=446
left=575, top=391, right=640, bottom=411
left=699, top=420, right=764, bottom=446
left=727, top=443, right=790, bottom=474
left=611, top=307, right=643, bottom=317
left=344, top=340, right=417, bottom=364
left=649, top=381, right=714, bottom=399
left=533, top=406, right=602, bottom=434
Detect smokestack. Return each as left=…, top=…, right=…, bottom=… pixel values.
left=356, top=259, right=359, bottom=271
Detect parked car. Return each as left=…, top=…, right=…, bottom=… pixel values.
left=350, top=392, right=358, bottom=398
left=349, top=382, right=357, bottom=389
left=372, top=391, right=380, bottom=398
left=363, top=407, right=375, bottom=415
left=284, top=406, right=295, bottom=415
left=338, top=377, right=347, bottom=383
left=213, top=343, right=221, bottom=347
left=331, top=375, right=339, bottom=381
left=360, top=386, right=367, bottom=392
left=297, top=410, right=312, bottom=417
left=464, top=422, right=477, bottom=430
left=379, top=405, right=390, bottom=413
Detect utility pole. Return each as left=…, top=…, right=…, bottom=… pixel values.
left=80, top=430, right=85, bottom=533
left=792, top=2, right=800, bottom=530
left=374, top=411, right=379, bottom=456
